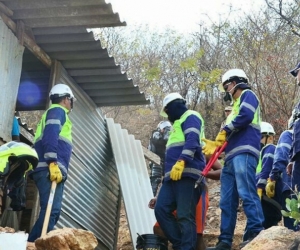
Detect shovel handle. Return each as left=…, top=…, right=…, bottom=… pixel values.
left=41, top=181, right=57, bottom=237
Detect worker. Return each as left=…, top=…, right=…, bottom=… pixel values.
left=202, top=69, right=264, bottom=250
left=0, top=141, right=38, bottom=214
left=255, top=122, right=281, bottom=230
left=28, top=83, right=75, bottom=242
left=149, top=156, right=222, bottom=250
left=154, top=92, right=205, bottom=250
left=288, top=62, right=300, bottom=192
left=266, top=113, right=299, bottom=231
left=148, top=121, right=171, bottom=196
left=219, top=106, right=232, bottom=131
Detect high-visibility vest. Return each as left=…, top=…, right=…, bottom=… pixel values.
left=166, top=110, right=205, bottom=148
left=34, top=104, right=72, bottom=144
left=225, top=89, right=261, bottom=127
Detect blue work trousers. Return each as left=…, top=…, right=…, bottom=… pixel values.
left=219, top=153, right=264, bottom=246
left=155, top=177, right=201, bottom=250
left=28, top=170, right=65, bottom=242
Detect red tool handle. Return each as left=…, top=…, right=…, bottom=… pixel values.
left=202, top=141, right=228, bottom=177
left=194, top=141, right=228, bottom=188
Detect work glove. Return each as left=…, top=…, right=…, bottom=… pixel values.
left=265, top=178, right=276, bottom=198
left=170, top=160, right=185, bottom=181
left=257, top=188, right=263, bottom=200
left=215, top=130, right=227, bottom=145
left=49, top=162, right=62, bottom=183
left=202, top=130, right=227, bottom=155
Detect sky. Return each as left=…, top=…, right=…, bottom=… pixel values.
left=107, top=0, right=265, bottom=34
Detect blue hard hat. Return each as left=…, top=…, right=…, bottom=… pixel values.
left=289, top=62, right=300, bottom=77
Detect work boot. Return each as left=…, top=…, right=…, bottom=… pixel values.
left=214, top=241, right=231, bottom=250
left=239, top=231, right=259, bottom=248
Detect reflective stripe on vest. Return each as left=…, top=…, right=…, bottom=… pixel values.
left=165, top=167, right=201, bottom=178
left=225, top=89, right=261, bottom=128
left=34, top=104, right=72, bottom=145
left=225, top=89, right=261, bottom=157
left=256, top=144, right=274, bottom=174
left=166, top=110, right=205, bottom=149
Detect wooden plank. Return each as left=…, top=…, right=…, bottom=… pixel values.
left=48, top=60, right=62, bottom=108
left=19, top=127, right=34, bottom=144
left=142, top=146, right=160, bottom=166
left=0, top=12, right=52, bottom=68
left=0, top=2, right=13, bottom=16
left=16, top=20, right=24, bottom=46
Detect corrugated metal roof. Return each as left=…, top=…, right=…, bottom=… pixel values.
left=0, top=0, right=150, bottom=110
left=106, top=118, right=156, bottom=250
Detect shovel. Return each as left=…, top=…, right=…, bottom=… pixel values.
left=41, top=181, right=57, bottom=237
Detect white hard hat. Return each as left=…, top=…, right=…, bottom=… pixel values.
left=49, top=84, right=75, bottom=100
left=260, top=121, right=275, bottom=135
left=157, top=121, right=172, bottom=130
left=160, top=93, right=185, bottom=117
left=219, top=69, right=249, bottom=92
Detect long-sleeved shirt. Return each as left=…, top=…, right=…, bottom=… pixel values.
left=269, top=130, right=292, bottom=192
left=33, top=105, right=73, bottom=175
left=164, top=112, right=205, bottom=181
left=223, top=90, right=261, bottom=162
left=256, top=144, right=276, bottom=189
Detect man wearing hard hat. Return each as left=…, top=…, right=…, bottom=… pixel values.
left=154, top=93, right=205, bottom=250
left=28, top=83, right=76, bottom=242
left=202, top=69, right=264, bottom=250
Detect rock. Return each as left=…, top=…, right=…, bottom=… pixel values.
left=241, top=226, right=300, bottom=250
left=0, top=226, right=15, bottom=233
left=35, top=228, right=98, bottom=250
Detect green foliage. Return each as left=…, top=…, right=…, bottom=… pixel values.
left=144, top=65, right=162, bottom=82
left=281, top=194, right=300, bottom=226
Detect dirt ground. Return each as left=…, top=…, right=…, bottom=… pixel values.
left=117, top=178, right=247, bottom=250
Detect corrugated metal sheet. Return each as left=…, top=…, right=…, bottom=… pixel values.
left=52, top=69, right=121, bottom=249
left=106, top=118, right=156, bottom=250
left=0, top=17, right=24, bottom=141
left=0, top=0, right=150, bottom=109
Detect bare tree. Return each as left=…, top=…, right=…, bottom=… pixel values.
left=265, top=0, right=300, bottom=37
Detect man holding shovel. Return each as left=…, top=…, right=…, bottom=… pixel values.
left=203, top=69, right=264, bottom=250
left=28, top=83, right=75, bottom=242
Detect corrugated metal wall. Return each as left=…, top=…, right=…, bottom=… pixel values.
left=0, top=17, right=24, bottom=141
left=55, top=68, right=121, bottom=250
left=106, top=118, right=156, bottom=250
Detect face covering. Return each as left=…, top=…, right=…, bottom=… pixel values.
left=166, top=101, right=188, bottom=123
left=223, top=82, right=248, bottom=102
left=223, top=92, right=232, bottom=102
